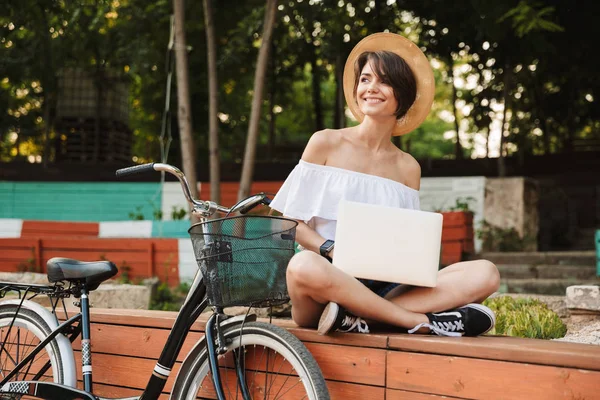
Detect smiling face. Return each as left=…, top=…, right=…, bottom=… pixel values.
left=353, top=51, right=417, bottom=121
left=356, top=61, right=399, bottom=119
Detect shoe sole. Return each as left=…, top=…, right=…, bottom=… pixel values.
left=465, top=303, right=496, bottom=335
left=317, top=302, right=339, bottom=336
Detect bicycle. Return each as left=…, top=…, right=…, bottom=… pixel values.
left=0, top=163, right=329, bottom=400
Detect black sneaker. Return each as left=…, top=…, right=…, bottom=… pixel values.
left=317, top=302, right=370, bottom=335
left=408, top=303, right=496, bottom=337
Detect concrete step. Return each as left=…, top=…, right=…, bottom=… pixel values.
left=499, top=278, right=600, bottom=296
left=498, top=264, right=598, bottom=280
left=474, top=251, right=596, bottom=266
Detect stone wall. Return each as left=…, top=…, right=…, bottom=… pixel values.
left=483, top=177, right=539, bottom=251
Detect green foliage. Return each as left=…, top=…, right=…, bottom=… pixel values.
left=483, top=296, right=567, bottom=339
left=499, top=1, right=565, bottom=38
left=16, top=250, right=40, bottom=273
left=150, top=281, right=190, bottom=311
left=128, top=206, right=145, bottom=221
left=477, top=220, right=536, bottom=252
left=171, top=206, right=187, bottom=220
left=447, top=197, right=476, bottom=213
left=2, top=0, right=600, bottom=166
left=128, top=201, right=163, bottom=220
left=117, top=261, right=133, bottom=284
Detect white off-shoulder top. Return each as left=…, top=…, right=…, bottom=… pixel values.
left=269, top=160, right=420, bottom=240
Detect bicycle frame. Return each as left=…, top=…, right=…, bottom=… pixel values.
left=1, top=163, right=268, bottom=399
left=0, top=262, right=257, bottom=400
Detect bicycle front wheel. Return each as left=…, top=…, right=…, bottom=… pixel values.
left=0, top=305, right=65, bottom=386
left=174, top=321, right=329, bottom=400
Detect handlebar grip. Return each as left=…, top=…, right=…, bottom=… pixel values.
left=115, top=163, right=156, bottom=178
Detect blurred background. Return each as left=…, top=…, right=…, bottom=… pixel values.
left=1, top=0, right=599, bottom=259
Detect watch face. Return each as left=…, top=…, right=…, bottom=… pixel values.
left=322, top=240, right=335, bottom=253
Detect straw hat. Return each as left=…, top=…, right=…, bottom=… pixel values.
left=343, top=32, right=435, bottom=136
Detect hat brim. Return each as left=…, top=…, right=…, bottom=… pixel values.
left=343, top=33, right=435, bottom=136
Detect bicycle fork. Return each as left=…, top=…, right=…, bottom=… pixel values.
left=205, top=312, right=252, bottom=400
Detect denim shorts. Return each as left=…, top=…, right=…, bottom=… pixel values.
left=358, top=278, right=400, bottom=298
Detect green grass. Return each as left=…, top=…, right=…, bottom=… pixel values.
left=483, top=296, right=567, bottom=339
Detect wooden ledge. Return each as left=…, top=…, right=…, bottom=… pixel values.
left=73, top=308, right=600, bottom=371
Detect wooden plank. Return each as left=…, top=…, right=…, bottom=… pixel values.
left=305, top=342, right=386, bottom=386
left=73, top=323, right=203, bottom=362
left=441, top=212, right=473, bottom=226
left=387, top=334, right=600, bottom=372
left=73, top=352, right=179, bottom=391
left=80, top=309, right=390, bottom=349
left=74, top=323, right=385, bottom=387
left=386, top=388, right=461, bottom=399
left=442, top=226, right=473, bottom=241
left=84, top=383, right=169, bottom=400
left=74, top=350, right=383, bottom=400
left=0, top=248, right=37, bottom=260
left=386, top=351, right=600, bottom=399
left=21, top=220, right=99, bottom=237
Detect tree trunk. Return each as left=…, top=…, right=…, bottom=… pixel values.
left=485, top=126, right=490, bottom=158
left=93, top=63, right=103, bottom=164
left=203, top=0, right=220, bottom=204
left=310, top=41, right=323, bottom=132
left=40, top=4, right=54, bottom=167
left=498, top=62, right=510, bottom=177
left=171, top=0, right=199, bottom=225
left=449, top=57, right=463, bottom=159
left=333, top=52, right=345, bottom=129
left=268, top=39, right=277, bottom=159
left=238, top=0, right=278, bottom=201
left=173, top=0, right=199, bottom=203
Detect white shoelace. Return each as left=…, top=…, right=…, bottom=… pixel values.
left=408, top=322, right=462, bottom=337
left=340, top=315, right=370, bottom=333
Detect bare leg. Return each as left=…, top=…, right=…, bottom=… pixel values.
left=385, top=260, right=501, bottom=314
left=286, top=251, right=429, bottom=329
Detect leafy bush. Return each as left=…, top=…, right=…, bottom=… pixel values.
left=150, top=281, right=190, bottom=311
left=483, top=296, right=567, bottom=339
left=477, top=220, right=536, bottom=252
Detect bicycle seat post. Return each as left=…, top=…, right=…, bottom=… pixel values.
left=79, top=285, right=93, bottom=393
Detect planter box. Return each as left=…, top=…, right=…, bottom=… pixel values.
left=441, top=211, right=474, bottom=266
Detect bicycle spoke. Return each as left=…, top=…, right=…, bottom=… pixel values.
left=268, top=354, right=296, bottom=399
left=223, top=358, right=234, bottom=399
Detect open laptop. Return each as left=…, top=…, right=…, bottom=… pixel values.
left=333, top=200, right=443, bottom=287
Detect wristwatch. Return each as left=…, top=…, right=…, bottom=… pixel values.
left=319, top=240, right=335, bottom=262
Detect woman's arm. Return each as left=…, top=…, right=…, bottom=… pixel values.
left=285, top=129, right=337, bottom=255
left=293, top=220, right=330, bottom=255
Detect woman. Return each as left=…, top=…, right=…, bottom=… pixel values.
left=270, top=33, right=500, bottom=336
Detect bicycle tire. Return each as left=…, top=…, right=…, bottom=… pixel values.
left=0, top=305, right=65, bottom=388
left=173, top=321, right=329, bottom=400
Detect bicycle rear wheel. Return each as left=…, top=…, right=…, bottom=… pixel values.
left=173, top=321, right=329, bottom=400
left=0, top=305, right=65, bottom=389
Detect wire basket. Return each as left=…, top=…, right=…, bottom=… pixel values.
left=189, top=215, right=298, bottom=308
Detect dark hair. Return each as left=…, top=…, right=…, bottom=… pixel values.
left=353, top=51, right=417, bottom=120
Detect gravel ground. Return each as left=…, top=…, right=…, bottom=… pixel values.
left=554, top=315, right=600, bottom=345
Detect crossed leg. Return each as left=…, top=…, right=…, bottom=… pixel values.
left=286, top=250, right=500, bottom=330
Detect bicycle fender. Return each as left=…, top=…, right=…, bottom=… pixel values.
left=169, top=313, right=257, bottom=399
left=0, top=299, right=77, bottom=388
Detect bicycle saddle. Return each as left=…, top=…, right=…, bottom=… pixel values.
left=46, top=257, right=118, bottom=290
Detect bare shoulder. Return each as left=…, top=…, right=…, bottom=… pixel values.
left=301, top=129, right=343, bottom=165
left=396, top=149, right=421, bottom=190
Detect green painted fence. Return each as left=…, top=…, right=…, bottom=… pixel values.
left=0, top=182, right=162, bottom=221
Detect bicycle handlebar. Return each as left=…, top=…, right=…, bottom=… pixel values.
left=115, top=163, right=156, bottom=178
left=115, top=163, right=270, bottom=217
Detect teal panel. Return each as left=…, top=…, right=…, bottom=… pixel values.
left=0, top=182, right=16, bottom=218
left=0, top=181, right=162, bottom=221
left=152, top=220, right=191, bottom=238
